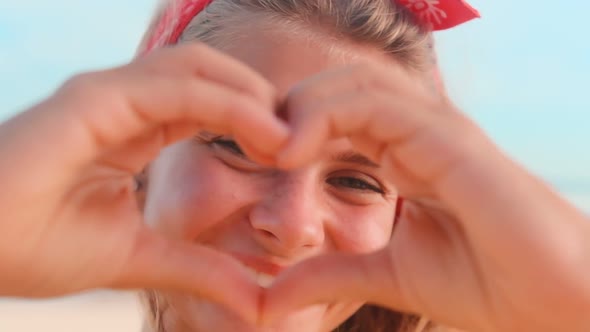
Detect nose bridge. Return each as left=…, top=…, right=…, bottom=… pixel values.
left=270, top=172, right=314, bottom=218
left=251, top=170, right=325, bottom=252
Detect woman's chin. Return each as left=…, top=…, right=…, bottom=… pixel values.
left=164, top=297, right=339, bottom=332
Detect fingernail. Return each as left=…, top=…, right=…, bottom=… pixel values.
left=259, top=121, right=289, bottom=155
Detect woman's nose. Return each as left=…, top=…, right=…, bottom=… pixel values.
left=249, top=173, right=325, bottom=256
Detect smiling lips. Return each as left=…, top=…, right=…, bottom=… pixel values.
left=231, top=253, right=286, bottom=288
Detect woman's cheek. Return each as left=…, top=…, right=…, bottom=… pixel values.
left=145, top=146, right=255, bottom=239
left=329, top=205, right=395, bottom=253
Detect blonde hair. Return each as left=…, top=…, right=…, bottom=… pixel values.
left=139, top=0, right=434, bottom=71
left=139, top=1, right=442, bottom=331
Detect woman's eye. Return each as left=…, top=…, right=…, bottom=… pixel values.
left=211, top=138, right=246, bottom=157
left=195, top=133, right=263, bottom=171
left=327, top=176, right=384, bottom=194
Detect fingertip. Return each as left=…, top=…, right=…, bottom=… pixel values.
left=275, top=135, right=311, bottom=170
left=268, top=118, right=291, bottom=148
left=236, top=121, right=290, bottom=165
left=233, top=103, right=290, bottom=154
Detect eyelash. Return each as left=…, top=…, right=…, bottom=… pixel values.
left=199, top=135, right=385, bottom=195
left=210, top=137, right=247, bottom=157
left=327, top=177, right=385, bottom=194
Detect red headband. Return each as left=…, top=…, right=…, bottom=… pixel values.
left=141, top=0, right=479, bottom=54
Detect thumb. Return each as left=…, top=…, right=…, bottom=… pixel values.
left=261, top=250, right=412, bottom=325
left=113, top=229, right=261, bottom=324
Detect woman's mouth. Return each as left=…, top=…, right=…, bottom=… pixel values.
left=244, top=267, right=276, bottom=288
left=230, top=253, right=285, bottom=288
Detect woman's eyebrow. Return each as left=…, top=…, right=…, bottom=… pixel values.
left=330, top=150, right=380, bottom=168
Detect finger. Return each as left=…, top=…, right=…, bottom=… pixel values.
left=139, top=43, right=279, bottom=107
left=286, top=63, right=420, bottom=112
left=278, top=91, right=432, bottom=170
left=282, top=69, right=590, bottom=287
left=62, top=70, right=288, bottom=166
left=261, top=251, right=411, bottom=325
left=277, top=61, right=441, bottom=169
left=348, top=134, right=386, bottom=163
left=115, top=229, right=261, bottom=324
left=235, top=136, right=278, bottom=167
left=98, top=123, right=201, bottom=173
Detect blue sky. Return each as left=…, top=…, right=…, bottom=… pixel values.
left=1, top=0, right=589, bottom=211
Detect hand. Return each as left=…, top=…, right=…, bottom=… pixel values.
left=0, top=43, right=287, bottom=322
left=262, top=63, right=590, bottom=331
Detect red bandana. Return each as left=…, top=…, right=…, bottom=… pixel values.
left=141, top=0, right=479, bottom=54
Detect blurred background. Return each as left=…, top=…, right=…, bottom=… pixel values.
left=0, top=0, right=588, bottom=331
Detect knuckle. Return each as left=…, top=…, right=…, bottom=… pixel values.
left=57, top=71, right=123, bottom=120
left=186, top=41, right=207, bottom=53
left=182, top=41, right=212, bottom=59
left=140, top=42, right=210, bottom=76
left=62, top=72, right=97, bottom=91
left=60, top=72, right=111, bottom=100
left=134, top=50, right=176, bottom=77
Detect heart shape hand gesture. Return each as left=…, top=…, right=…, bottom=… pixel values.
left=0, top=44, right=588, bottom=332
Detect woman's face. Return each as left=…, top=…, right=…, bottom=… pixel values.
left=143, top=24, right=399, bottom=332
